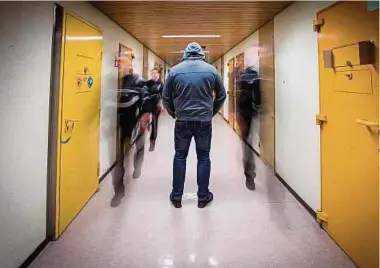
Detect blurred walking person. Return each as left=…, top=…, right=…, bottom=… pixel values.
left=236, top=66, right=261, bottom=191
left=162, top=42, right=226, bottom=208
left=148, top=68, right=163, bottom=152
left=111, top=62, right=151, bottom=207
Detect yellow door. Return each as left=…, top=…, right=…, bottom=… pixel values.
left=143, top=46, right=149, bottom=78
left=227, top=58, right=235, bottom=128
left=118, top=44, right=133, bottom=89
left=259, top=20, right=275, bottom=169
left=56, top=12, right=103, bottom=237
left=318, top=2, right=379, bottom=267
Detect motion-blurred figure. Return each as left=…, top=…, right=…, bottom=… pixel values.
left=163, top=42, right=226, bottom=208
left=148, top=68, right=163, bottom=152
left=111, top=65, right=155, bottom=207
left=236, top=66, right=261, bottom=191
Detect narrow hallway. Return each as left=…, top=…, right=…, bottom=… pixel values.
left=30, top=115, right=355, bottom=268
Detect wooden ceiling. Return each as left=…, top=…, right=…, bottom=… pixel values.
left=91, top=1, right=292, bottom=66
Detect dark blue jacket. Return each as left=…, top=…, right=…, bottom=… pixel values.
left=237, top=66, right=261, bottom=116
left=162, top=42, right=226, bottom=121
left=118, top=74, right=158, bottom=137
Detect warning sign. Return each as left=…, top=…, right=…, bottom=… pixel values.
left=87, top=76, right=93, bottom=88
left=77, top=78, right=82, bottom=88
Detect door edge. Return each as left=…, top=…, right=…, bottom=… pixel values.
left=46, top=3, right=64, bottom=241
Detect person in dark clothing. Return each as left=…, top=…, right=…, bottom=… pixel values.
left=236, top=66, right=261, bottom=191
left=111, top=70, right=153, bottom=207
left=148, top=68, right=163, bottom=152
left=162, top=42, right=226, bottom=209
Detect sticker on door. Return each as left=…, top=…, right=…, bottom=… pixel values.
left=87, top=76, right=93, bottom=88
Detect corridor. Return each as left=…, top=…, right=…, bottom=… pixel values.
left=30, top=115, right=354, bottom=268
left=1, top=1, right=378, bottom=268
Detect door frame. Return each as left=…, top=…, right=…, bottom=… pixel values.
left=227, top=57, right=235, bottom=126
left=46, top=3, right=64, bottom=241
left=258, top=19, right=276, bottom=170
left=117, top=43, right=133, bottom=88
left=46, top=6, right=104, bottom=240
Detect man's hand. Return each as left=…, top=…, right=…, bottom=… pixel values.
left=157, top=103, right=163, bottom=113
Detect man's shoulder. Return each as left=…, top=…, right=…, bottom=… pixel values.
left=169, top=62, right=186, bottom=72
left=170, top=60, right=217, bottom=74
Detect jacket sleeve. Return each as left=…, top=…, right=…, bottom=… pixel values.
left=162, top=72, right=175, bottom=118
left=149, top=82, right=163, bottom=94
left=131, top=74, right=146, bottom=88
left=213, top=72, right=227, bottom=116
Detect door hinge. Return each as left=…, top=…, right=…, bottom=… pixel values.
left=316, top=114, right=327, bottom=125
left=316, top=210, right=328, bottom=223
left=313, top=17, right=324, bottom=32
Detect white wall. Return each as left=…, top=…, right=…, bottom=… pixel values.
left=274, top=1, right=334, bottom=211
left=222, top=32, right=260, bottom=151
left=0, top=2, right=54, bottom=267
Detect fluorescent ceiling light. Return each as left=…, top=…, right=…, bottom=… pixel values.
left=66, top=36, right=103, bottom=41
left=171, top=50, right=209, bottom=54
left=162, top=34, right=220, bottom=38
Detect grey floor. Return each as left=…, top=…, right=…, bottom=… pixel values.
left=31, top=115, right=355, bottom=268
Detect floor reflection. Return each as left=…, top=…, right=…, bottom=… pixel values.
left=30, top=115, right=355, bottom=268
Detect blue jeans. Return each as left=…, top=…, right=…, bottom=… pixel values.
left=172, top=120, right=212, bottom=201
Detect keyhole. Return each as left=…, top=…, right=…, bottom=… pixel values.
left=345, top=72, right=353, bottom=80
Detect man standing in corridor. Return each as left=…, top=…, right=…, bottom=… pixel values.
left=162, top=42, right=226, bottom=208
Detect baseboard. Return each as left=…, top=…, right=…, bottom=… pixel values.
left=99, top=161, right=117, bottom=183
left=220, top=114, right=229, bottom=124
left=245, top=135, right=316, bottom=218
left=18, top=162, right=115, bottom=268
left=243, top=139, right=260, bottom=158
left=19, top=239, right=49, bottom=268
left=274, top=173, right=316, bottom=217
left=220, top=114, right=316, bottom=218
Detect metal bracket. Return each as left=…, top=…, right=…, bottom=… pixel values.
left=316, top=210, right=328, bottom=223
left=313, top=17, right=324, bottom=32
left=316, top=114, right=327, bottom=125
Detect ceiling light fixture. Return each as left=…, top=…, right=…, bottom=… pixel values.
left=162, top=34, right=221, bottom=38
left=171, top=50, right=210, bottom=54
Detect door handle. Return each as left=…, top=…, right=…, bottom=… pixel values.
left=60, top=136, right=72, bottom=144
left=356, top=119, right=379, bottom=128
left=64, top=119, right=79, bottom=133
left=61, top=119, right=79, bottom=144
